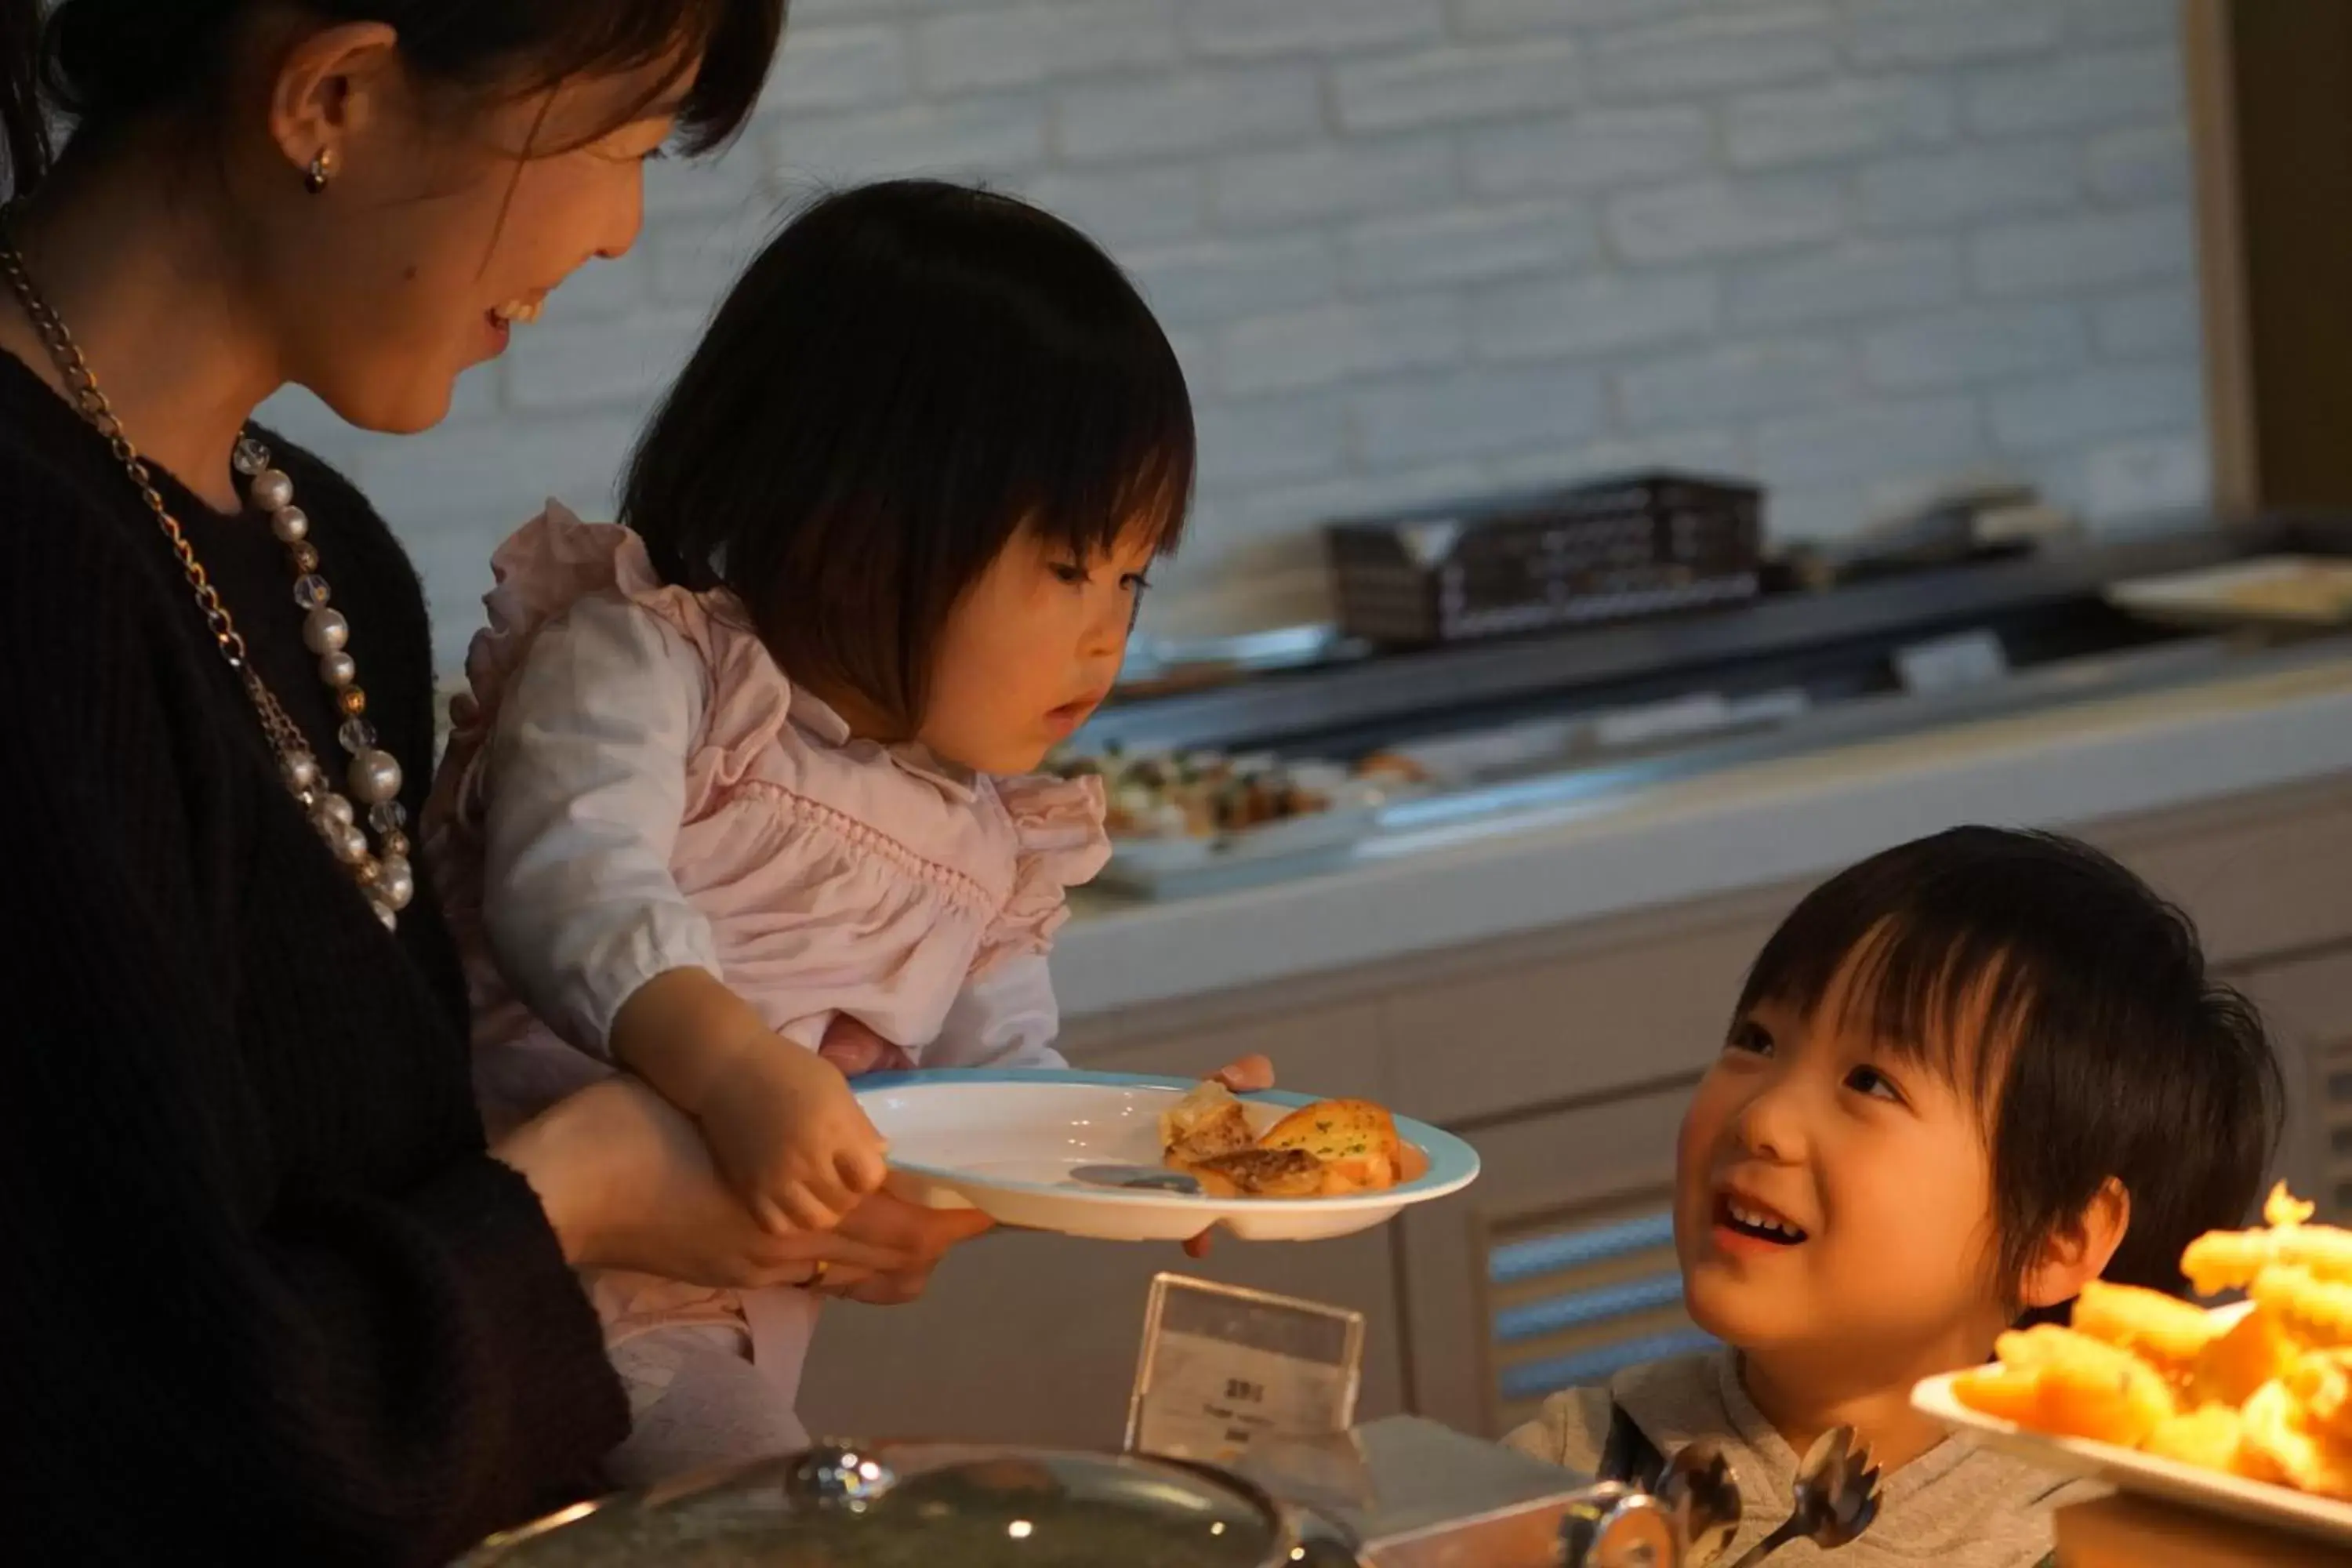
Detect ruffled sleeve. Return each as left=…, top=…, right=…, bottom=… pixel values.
left=480, top=596, right=724, bottom=1058
left=430, top=500, right=665, bottom=838
left=971, top=772, right=1109, bottom=977
left=423, top=504, right=727, bottom=1074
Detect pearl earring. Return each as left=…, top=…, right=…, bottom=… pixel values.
left=304, top=148, right=337, bottom=194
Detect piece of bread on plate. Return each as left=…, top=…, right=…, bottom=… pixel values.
left=1160, top=1080, right=1255, bottom=1164
left=1258, top=1099, right=1403, bottom=1193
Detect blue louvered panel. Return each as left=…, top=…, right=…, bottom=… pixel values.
left=1488, top=1210, right=1676, bottom=1286
left=1493, top=1272, right=1687, bottom=1344
left=1486, top=1193, right=1717, bottom=1421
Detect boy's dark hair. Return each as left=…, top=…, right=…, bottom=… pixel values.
left=622, top=178, right=1196, bottom=735
left=1738, top=826, right=2281, bottom=1306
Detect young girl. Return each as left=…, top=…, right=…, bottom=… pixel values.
left=426, top=180, right=1212, bottom=1481
left=1505, top=827, right=2282, bottom=1567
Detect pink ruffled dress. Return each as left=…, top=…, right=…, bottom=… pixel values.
left=425, top=503, right=1109, bottom=1468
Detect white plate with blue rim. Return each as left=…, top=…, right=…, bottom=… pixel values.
left=853, top=1069, right=1480, bottom=1243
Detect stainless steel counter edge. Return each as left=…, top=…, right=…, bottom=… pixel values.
left=1080, top=521, right=2246, bottom=753
left=1047, top=653, right=2352, bottom=1019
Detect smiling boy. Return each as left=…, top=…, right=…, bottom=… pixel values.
left=1507, top=829, right=2281, bottom=1567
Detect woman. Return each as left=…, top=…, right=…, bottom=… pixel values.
left=0, top=2, right=988, bottom=1561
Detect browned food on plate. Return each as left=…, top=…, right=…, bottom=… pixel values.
left=1185, top=1146, right=1327, bottom=1200
left=1258, top=1099, right=1403, bottom=1193
left=1159, top=1083, right=1417, bottom=1200
left=1069, top=749, right=1341, bottom=841
left=1160, top=1081, right=1255, bottom=1165
left=1355, top=750, right=1428, bottom=784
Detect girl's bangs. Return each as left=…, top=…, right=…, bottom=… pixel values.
left=1019, top=350, right=1197, bottom=564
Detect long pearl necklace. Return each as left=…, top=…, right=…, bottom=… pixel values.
left=0, top=233, right=414, bottom=930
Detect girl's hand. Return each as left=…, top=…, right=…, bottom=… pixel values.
left=497, top=1076, right=915, bottom=1291
left=1185, top=1054, right=1279, bottom=1257
left=699, top=1042, right=891, bottom=1232
left=608, top=971, right=891, bottom=1232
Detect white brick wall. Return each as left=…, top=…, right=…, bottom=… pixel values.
left=257, top=0, right=2211, bottom=663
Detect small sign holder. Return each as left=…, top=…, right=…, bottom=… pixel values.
left=1124, top=1272, right=1366, bottom=1468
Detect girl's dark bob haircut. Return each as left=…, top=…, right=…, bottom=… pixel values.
left=624, top=178, right=1196, bottom=734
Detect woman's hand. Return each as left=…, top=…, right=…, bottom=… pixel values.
left=1184, top=1054, right=1279, bottom=1258
left=823, top=1189, right=995, bottom=1305
left=1208, top=1054, right=1276, bottom=1094
left=496, top=1076, right=918, bottom=1293
left=816, top=1013, right=917, bottom=1078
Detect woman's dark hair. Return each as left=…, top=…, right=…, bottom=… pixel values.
left=622, top=178, right=1196, bottom=735
left=0, top=0, right=784, bottom=195
left=1737, top=826, right=2282, bottom=1308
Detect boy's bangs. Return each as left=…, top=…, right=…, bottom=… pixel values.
left=1738, top=875, right=2045, bottom=1117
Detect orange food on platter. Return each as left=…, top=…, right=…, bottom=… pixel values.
left=2287, top=1350, right=2352, bottom=1447
left=2070, top=1279, right=2223, bottom=1381
left=1947, top=1185, right=2352, bottom=1508
left=2142, top=1404, right=2252, bottom=1475
left=2194, top=1301, right=2298, bottom=1408
left=2241, top=1378, right=2352, bottom=1501
left=1962, top=1325, right=2176, bottom=1448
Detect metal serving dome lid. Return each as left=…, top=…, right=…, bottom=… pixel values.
left=457, top=1440, right=1356, bottom=1568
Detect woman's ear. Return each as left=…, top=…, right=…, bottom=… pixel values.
left=262, top=20, right=402, bottom=187
left=2019, top=1177, right=2131, bottom=1310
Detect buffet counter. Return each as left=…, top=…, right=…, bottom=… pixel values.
left=1051, top=639, right=2352, bottom=1021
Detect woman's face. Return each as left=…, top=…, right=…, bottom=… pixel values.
left=253, top=46, right=694, bottom=434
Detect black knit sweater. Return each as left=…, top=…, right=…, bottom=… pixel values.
left=0, top=349, right=628, bottom=1563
